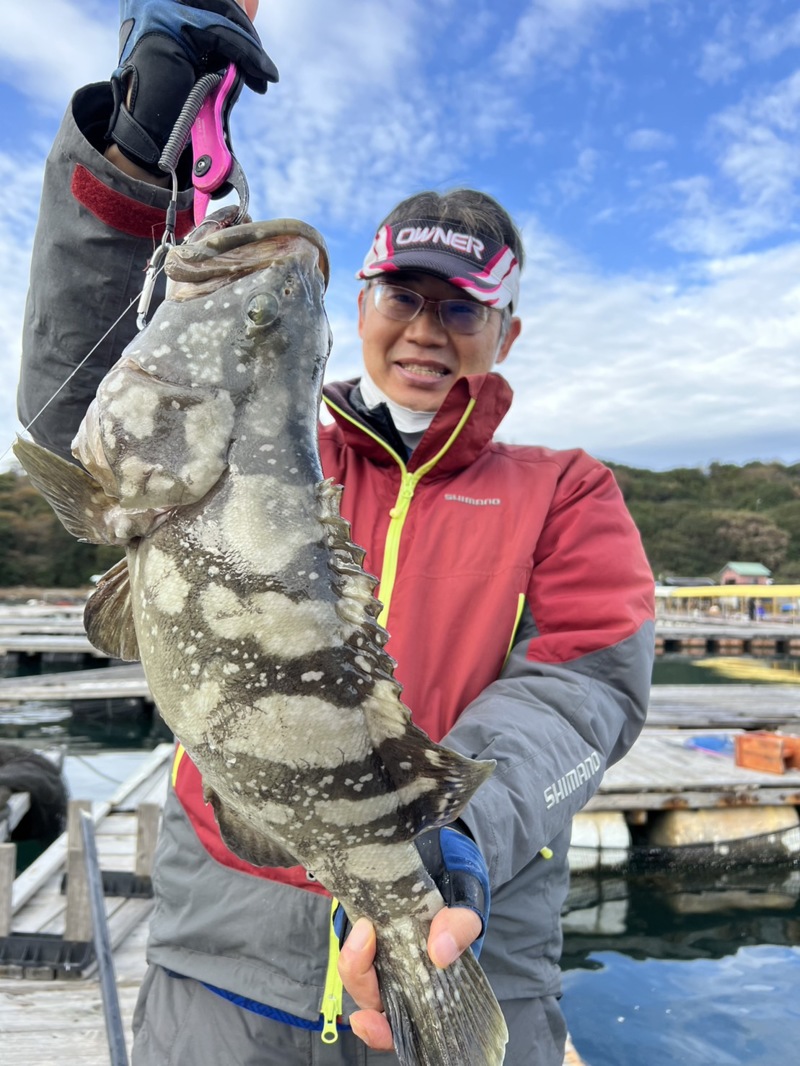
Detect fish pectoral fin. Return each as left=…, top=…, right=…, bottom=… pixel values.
left=206, top=789, right=299, bottom=869
left=379, top=717, right=497, bottom=834
left=84, top=558, right=140, bottom=661
left=13, top=437, right=119, bottom=544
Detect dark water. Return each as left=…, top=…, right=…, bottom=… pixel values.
left=652, top=656, right=800, bottom=685
left=2, top=651, right=800, bottom=1063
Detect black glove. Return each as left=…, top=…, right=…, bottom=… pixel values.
left=416, top=825, right=491, bottom=958
left=108, top=0, right=278, bottom=175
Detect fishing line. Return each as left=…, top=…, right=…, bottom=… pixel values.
left=0, top=285, right=149, bottom=468
left=2, top=212, right=218, bottom=467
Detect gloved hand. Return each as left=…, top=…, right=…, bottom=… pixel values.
left=416, top=825, right=491, bottom=957
left=108, top=0, right=278, bottom=175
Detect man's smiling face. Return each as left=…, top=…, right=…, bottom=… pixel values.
left=357, top=272, right=521, bottom=412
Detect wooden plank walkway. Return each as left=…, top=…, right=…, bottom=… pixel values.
left=646, top=683, right=800, bottom=729
left=587, top=728, right=800, bottom=811
left=0, top=665, right=150, bottom=705
left=0, top=745, right=171, bottom=1064
left=0, top=634, right=102, bottom=657
left=0, top=919, right=148, bottom=1065
left=0, top=929, right=586, bottom=1066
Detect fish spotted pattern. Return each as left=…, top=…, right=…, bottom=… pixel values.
left=14, top=217, right=508, bottom=1066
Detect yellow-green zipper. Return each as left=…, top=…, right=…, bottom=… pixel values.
left=320, top=897, right=344, bottom=1043
left=324, top=396, right=477, bottom=628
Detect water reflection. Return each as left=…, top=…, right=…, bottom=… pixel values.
left=563, top=865, right=800, bottom=967
left=652, top=656, right=800, bottom=685
left=0, top=694, right=171, bottom=754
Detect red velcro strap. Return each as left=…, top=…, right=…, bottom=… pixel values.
left=71, top=164, right=194, bottom=241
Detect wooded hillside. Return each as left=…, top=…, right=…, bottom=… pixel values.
left=1, top=460, right=799, bottom=588
left=607, top=460, right=800, bottom=582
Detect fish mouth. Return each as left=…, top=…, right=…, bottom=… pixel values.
left=166, top=218, right=330, bottom=294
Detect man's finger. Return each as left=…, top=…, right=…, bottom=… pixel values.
left=338, top=917, right=383, bottom=1012
left=349, top=1009, right=395, bottom=1051
left=428, top=906, right=483, bottom=969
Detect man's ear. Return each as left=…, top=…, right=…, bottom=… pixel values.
left=495, top=316, right=522, bottom=367
left=357, top=289, right=367, bottom=339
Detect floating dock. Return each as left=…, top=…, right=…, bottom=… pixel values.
left=656, top=624, right=800, bottom=658
left=3, top=601, right=800, bottom=662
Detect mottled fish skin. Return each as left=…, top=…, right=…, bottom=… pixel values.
left=13, top=218, right=507, bottom=1066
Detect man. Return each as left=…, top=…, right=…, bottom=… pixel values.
left=16, top=3, right=655, bottom=1063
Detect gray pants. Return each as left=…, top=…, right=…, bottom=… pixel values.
left=131, top=965, right=566, bottom=1066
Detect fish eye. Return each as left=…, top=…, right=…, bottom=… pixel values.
left=246, top=292, right=280, bottom=327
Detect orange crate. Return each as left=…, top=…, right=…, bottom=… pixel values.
left=735, top=733, right=800, bottom=774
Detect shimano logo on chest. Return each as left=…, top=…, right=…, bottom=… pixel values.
left=544, top=752, right=601, bottom=809
left=444, top=494, right=501, bottom=506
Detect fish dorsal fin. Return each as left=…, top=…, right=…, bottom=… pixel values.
left=204, top=786, right=300, bottom=869
left=315, top=476, right=496, bottom=832
left=84, top=558, right=140, bottom=661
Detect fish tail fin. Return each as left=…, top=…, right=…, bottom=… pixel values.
left=375, top=919, right=508, bottom=1066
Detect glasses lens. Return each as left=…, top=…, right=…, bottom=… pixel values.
left=438, top=300, right=490, bottom=335
left=373, top=284, right=423, bottom=321
left=372, top=283, right=492, bottom=335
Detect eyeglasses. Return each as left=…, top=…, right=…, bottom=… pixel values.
left=371, top=282, right=494, bottom=335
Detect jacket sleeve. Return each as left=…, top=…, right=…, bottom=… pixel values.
left=17, top=83, right=194, bottom=462
left=441, top=453, right=655, bottom=890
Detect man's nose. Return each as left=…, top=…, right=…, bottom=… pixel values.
left=404, top=302, right=447, bottom=341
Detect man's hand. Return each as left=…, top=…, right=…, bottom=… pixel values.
left=339, top=909, right=482, bottom=1051
left=339, top=824, right=490, bottom=1050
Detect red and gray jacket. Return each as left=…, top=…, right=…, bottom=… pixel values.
left=18, top=84, right=655, bottom=1029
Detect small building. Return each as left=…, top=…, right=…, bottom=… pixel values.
left=718, top=561, right=772, bottom=586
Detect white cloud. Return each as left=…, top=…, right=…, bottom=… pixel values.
left=752, top=10, right=800, bottom=60
left=496, top=224, right=800, bottom=468
left=699, top=7, right=800, bottom=83
left=235, top=1, right=537, bottom=230
left=660, top=70, right=800, bottom=256
left=698, top=33, right=745, bottom=85
left=625, top=127, right=675, bottom=152
left=0, top=2, right=114, bottom=110
left=0, top=152, right=45, bottom=467
left=497, top=0, right=655, bottom=77
left=2, top=0, right=798, bottom=479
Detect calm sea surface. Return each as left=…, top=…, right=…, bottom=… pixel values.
left=1, top=652, right=799, bottom=1064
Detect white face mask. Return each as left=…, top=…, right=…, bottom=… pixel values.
left=359, top=369, right=437, bottom=435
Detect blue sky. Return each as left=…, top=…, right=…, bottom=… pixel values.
left=1, top=0, right=799, bottom=471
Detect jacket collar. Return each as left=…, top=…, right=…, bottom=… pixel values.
left=323, top=372, right=514, bottom=476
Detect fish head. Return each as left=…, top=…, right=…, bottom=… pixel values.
left=162, top=218, right=332, bottom=397
left=73, top=220, right=331, bottom=509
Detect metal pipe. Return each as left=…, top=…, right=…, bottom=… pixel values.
left=80, top=809, right=129, bottom=1066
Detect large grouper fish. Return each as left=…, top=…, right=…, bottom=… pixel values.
left=14, top=219, right=508, bottom=1065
